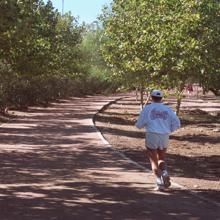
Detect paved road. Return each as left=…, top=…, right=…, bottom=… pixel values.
left=0, top=95, right=219, bottom=220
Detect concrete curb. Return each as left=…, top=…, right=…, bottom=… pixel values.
left=92, top=95, right=220, bottom=208
left=92, top=97, right=147, bottom=169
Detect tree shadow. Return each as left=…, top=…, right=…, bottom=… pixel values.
left=95, top=114, right=136, bottom=126
left=97, top=125, right=145, bottom=139
left=0, top=122, right=97, bottom=145
left=170, top=134, right=220, bottom=144
left=0, top=145, right=219, bottom=220
left=166, top=153, right=220, bottom=180
left=97, top=111, right=139, bottom=117
left=95, top=120, right=219, bottom=186
left=180, top=117, right=220, bottom=127
left=0, top=94, right=219, bottom=219
left=180, top=105, right=220, bottom=110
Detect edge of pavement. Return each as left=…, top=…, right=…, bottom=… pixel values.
left=91, top=94, right=220, bottom=208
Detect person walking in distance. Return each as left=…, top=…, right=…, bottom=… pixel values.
left=135, top=89, right=180, bottom=190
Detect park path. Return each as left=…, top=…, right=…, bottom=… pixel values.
left=0, top=94, right=219, bottom=220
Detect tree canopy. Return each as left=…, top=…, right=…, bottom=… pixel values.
left=0, top=0, right=219, bottom=113
left=0, top=0, right=114, bottom=112
left=100, top=0, right=220, bottom=95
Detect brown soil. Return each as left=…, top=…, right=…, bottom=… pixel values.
left=0, top=112, right=17, bottom=124
left=95, top=94, right=220, bottom=204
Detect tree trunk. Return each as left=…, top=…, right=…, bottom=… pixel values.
left=140, top=86, right=145, bottom=109
left=176, top=96, right=181, bottom=116
left=144, top=93, right=151, bottom=105
left=175, top=83, right=185, bottom=116
left=135, top=87, right=138, bottom=101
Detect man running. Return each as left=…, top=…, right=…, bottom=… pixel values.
left=135, top=89, right=180, bottom=190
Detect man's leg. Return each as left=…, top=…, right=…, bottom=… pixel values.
left=157, top=148, right=167, bottom=171
left=146, top=148, right=163, bottom=189
left=158, top=149, right=171, bottom=188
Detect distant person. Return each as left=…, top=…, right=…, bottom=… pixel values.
left=135, top=89, right=180, bottom=190
left=187, top=84, right=193, bottom=96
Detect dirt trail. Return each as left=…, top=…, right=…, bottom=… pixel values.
left=0, top=94, right=219, bottom=220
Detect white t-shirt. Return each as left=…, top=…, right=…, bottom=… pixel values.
left=135, top=102, right=180, bottom=134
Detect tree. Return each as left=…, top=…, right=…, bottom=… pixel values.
left=52, top=12, right=84, bottom=76
left=100, top=0, right=220, bottom=113
left=79, top=21, right=120, bottom=93
left=0, top=0, right=58, bottom=75
left=0, top=0, right=85, bottom=110
left=100, top=0, right=159, bottom=107
left=196, top=0, right=220, bottom=95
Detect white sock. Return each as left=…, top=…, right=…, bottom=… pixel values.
left=156, top=177, right=163, bottom=185
left=162, top=170, right=168, bottom=176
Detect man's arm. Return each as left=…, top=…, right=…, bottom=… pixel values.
left=170, top=111, right=181, bottom=132
left=135, top=107, right=148, bottom=129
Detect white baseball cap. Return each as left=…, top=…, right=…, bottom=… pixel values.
left=151, top=89, right=163, bottom=97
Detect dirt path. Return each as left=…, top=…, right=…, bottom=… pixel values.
left=0, top=95, right=219, bottom=220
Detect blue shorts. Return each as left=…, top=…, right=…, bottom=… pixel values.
left=145, top=132, right=169, bottom=150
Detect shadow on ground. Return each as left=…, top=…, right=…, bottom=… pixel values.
left=95, top=97, right=220, bottom=206
left=0, top=95, right=219, bottom=219
left=0, top=145, right=218, bottom=220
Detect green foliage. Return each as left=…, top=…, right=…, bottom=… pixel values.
left=80, top=22, right=121, bottom=93
left=100, top=0, right=220, bottom=95
left=2, top=0, right=218, bottom=113
left=0, top=1, right=116, bottom=112
left=196, top=0, right=220, bottom=95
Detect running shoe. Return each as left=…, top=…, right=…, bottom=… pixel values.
left=161, top=170, right=171, bottom=188
left=154, top=177, right=165, bottom=191
left=154, top=185, right=165, bottom=191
